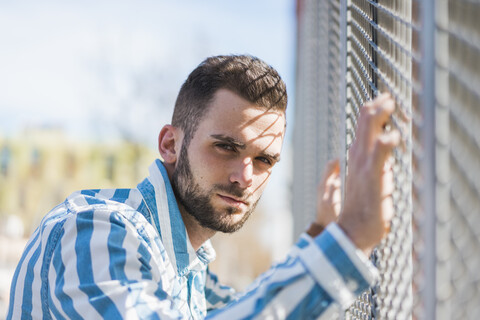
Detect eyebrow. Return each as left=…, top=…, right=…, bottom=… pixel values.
left=263, top=151, right=281, bottom=163
left=210, top=134, right=246, bottom=149
left=210, top=134, right=281, bottom=163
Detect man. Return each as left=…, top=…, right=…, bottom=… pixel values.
left=8, top=55, right=399, bottom=319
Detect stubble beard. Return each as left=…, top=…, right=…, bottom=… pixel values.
left=171, top=143, right=260, bottom=233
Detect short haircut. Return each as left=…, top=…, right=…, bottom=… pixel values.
left=172, top=55, right=287, bottom=146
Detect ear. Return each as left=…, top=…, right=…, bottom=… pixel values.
left=158, top=125, right=182, bottom=165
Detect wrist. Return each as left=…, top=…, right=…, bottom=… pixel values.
left=306, top=221, right=326, bottom=237
left=337, top=218, right=374, bottom=256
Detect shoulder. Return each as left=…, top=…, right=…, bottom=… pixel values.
left=35, top=188, right=161, bottom=252
left=64, top=189, right=158, bottom=240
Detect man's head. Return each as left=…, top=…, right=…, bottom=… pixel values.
left=159, top=55, right=287, bottom=234
left=171, top=55, right=287, bottom=147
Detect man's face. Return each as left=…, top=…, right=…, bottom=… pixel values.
left=171, top=89, right=286, bottom=233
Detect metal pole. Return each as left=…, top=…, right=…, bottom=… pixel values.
left=339, top=0, right=348, bottom=198
left=420, top=0, right=437, bottom=318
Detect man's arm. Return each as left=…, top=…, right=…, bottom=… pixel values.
left=206, top=223, right=378, bottom=319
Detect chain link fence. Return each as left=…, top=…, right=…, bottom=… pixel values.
left=293, top=0, right=480, bottom=319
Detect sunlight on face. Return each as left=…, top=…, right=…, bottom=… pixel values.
left=172, top=89, right=286, bottom=233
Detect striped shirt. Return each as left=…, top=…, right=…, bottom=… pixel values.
left=8, top=159, right=378, bottom=319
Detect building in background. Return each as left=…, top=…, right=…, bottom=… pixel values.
left=0, top=127, right=156, bottom=234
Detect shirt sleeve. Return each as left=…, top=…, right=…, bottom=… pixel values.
left=206, top=223, right=378, bottom=319
left=48, top=208, right=184, bottom=320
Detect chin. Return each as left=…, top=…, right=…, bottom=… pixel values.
left=208, top=210, right=250, bottom=233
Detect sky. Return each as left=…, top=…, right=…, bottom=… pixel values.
left=0, top=0, right=296, bottom=144
left=0, top=0, right=297, bottom=251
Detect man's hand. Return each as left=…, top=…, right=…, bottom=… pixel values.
left=337, top=93, right=400, bottom=255
left=307, top=159, right=341, bottom=237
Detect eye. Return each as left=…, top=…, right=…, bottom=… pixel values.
left=215, top=143, right=236, bottom=152
left=256, top=156, right=272, bottom=165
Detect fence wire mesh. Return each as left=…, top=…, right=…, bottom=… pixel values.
left=345, top=1, right=413, bottom=319
left=437, top=0, right=480, bottom=318
left=293, top=0, right=480, bottom=319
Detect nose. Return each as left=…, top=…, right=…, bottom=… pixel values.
left=229, top=157, right=253, bottom=189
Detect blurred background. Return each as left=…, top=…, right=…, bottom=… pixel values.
left=0, top=0, right=297, bottom=315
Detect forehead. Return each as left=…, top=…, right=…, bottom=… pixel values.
left=196, top=89, right=286, bottom=149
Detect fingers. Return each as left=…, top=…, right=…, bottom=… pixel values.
left=322, top=159, right=340, bottom=182
left=364, top=92, right=395, bottom=126
left=318, top=159, right=340, bottom=192
left=382, top=195, right=394, bottom=233
left=372, top=130, right=400, bottom=174
left=350, top=94, right=396, bottom=167
left=323, top=159, right=340, bottom=198
left=315, top=159, right=342, bottom=227
left=325, top=172, right=341, bottom=202
left=325, top=163, right=342, bottom=219
left=331, top=183, right=342, bottom=216
left=381, top=163, right=394, bottom=198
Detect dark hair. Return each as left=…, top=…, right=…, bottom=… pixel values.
left=172, top=55, right=287, bottom=146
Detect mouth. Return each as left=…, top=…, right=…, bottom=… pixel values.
left=217, top=194, right=248, bottom=208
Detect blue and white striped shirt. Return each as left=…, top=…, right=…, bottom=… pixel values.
left=8, top=159, right=378, bottom=319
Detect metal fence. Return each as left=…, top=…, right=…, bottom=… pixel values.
left=293, top=0, right=480, bottom=319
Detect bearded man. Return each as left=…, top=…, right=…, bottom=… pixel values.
left=8, top=55, right=399, bottom=319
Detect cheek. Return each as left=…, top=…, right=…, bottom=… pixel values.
left=252, top=170, right=272, bottom=194
left=190, top=150, right=228, bottom=185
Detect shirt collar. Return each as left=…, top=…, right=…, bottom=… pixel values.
left=136, top=159, right=216, bottom=276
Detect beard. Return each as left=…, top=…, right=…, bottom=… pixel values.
left=171, top=143, right=259, bottom=233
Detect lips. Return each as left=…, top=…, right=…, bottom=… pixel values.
left=217, top=194, right=248, bottom=207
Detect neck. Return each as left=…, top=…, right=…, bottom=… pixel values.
left=178, top=204, right=216, bottom=251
